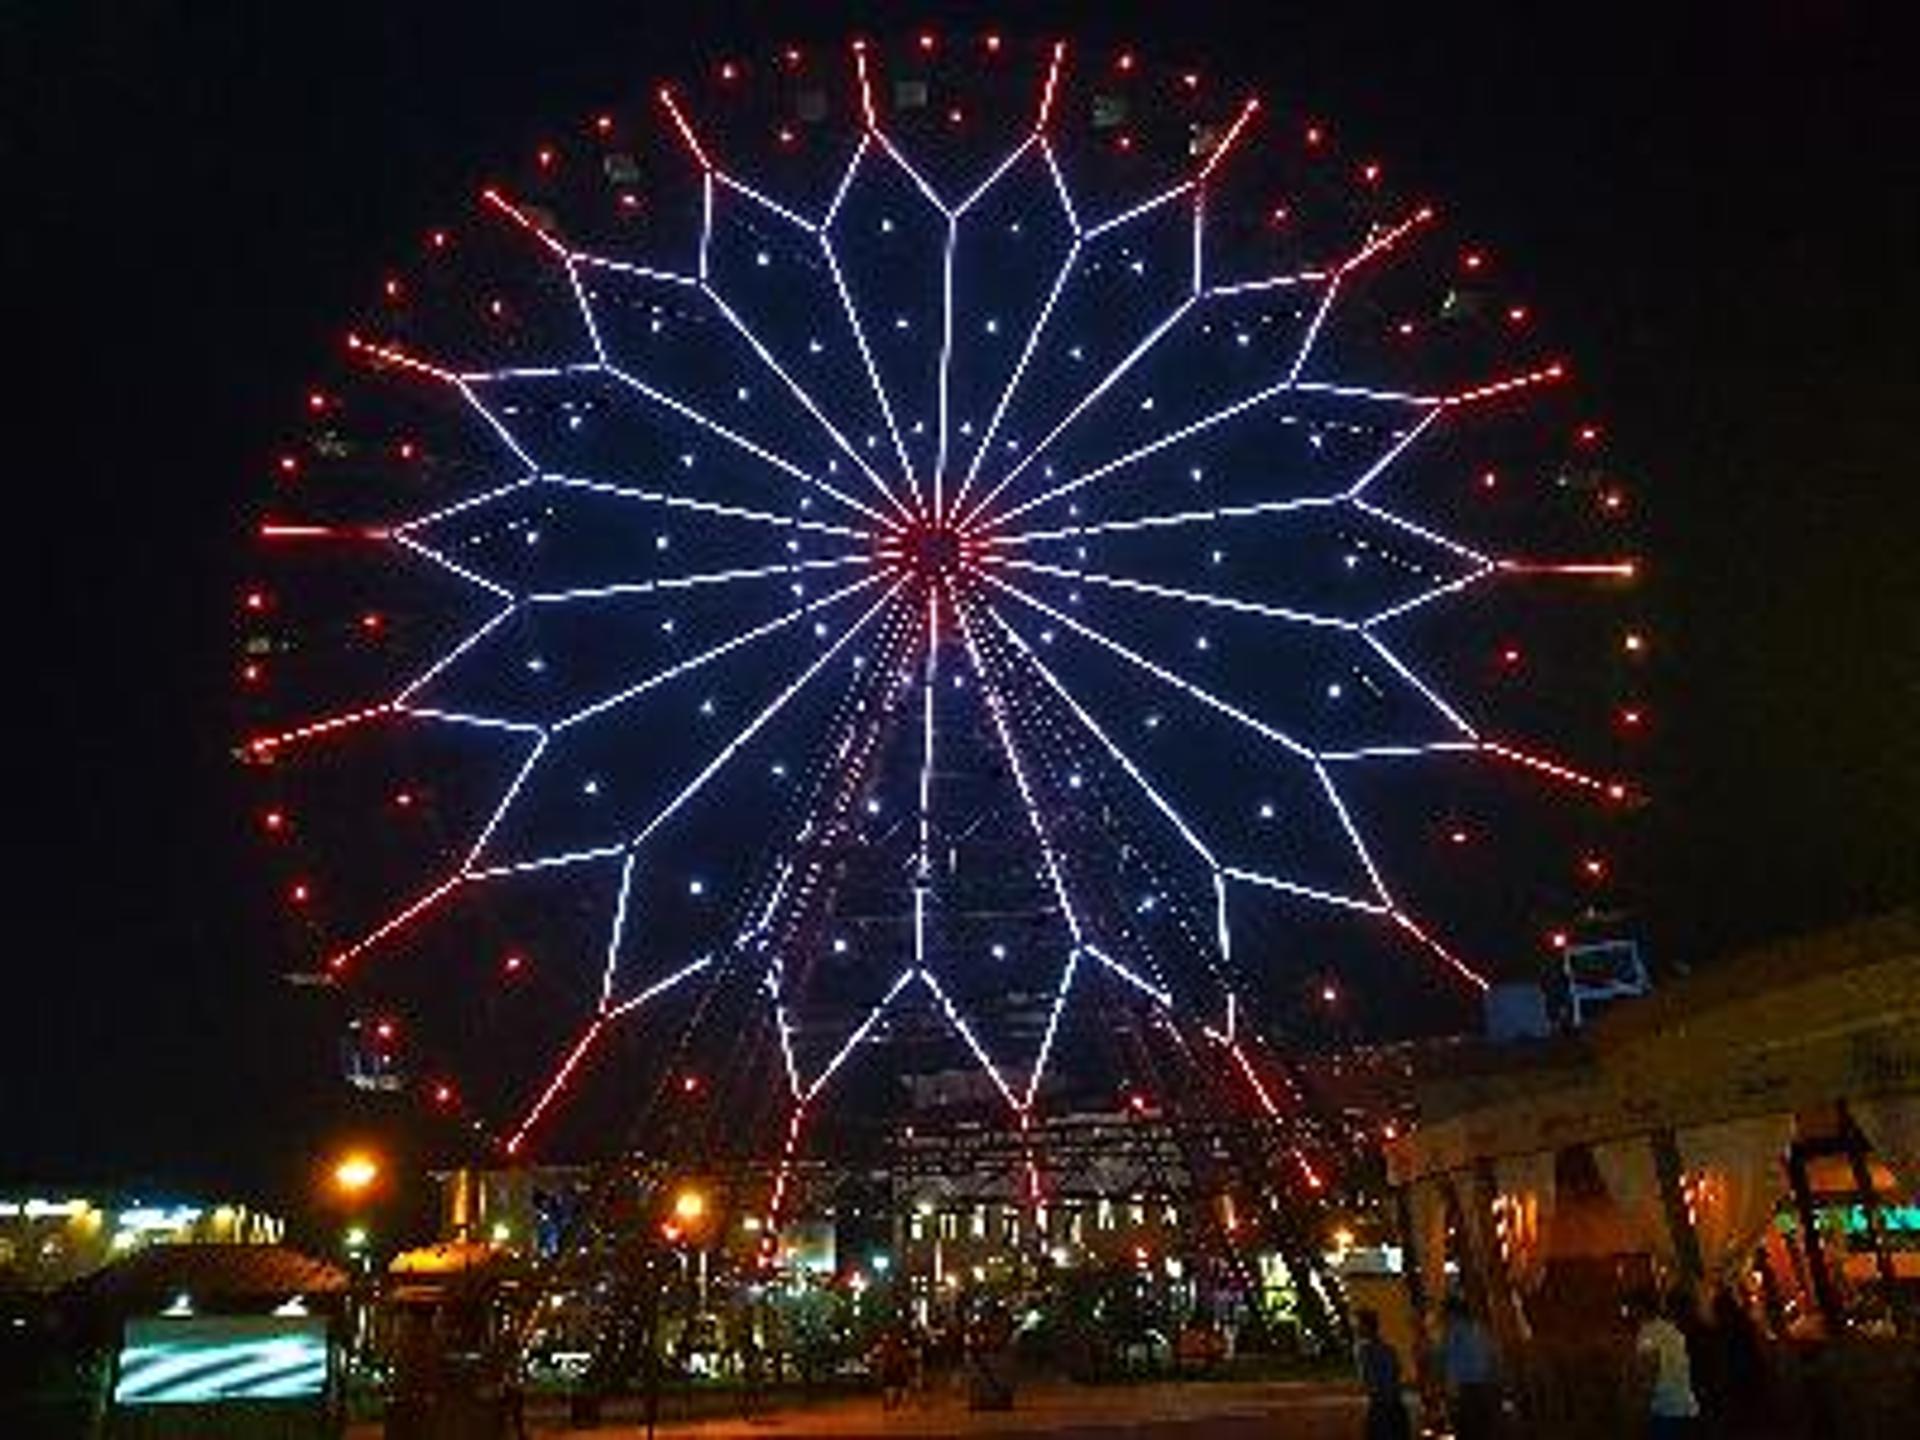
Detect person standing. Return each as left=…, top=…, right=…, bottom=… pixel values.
left=875, top=1326, right=909, bottom=1411
left=1704, top=1284, right=1770, bottom=1435
left=1438, top=1297, right=1501, bottom=1440
left=1353, top=1308, right=1412, bottom=1440
left=1629, top=1288, right=1701, bottom=1437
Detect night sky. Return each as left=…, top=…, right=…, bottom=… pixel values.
left=5, top=2, right=1914, bottom=1214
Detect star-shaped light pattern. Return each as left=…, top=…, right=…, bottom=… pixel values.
left=243, top=36, right=1645, bottom=1176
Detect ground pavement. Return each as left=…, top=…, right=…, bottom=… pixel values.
left=361, top=1379, right=1371, bottom=1438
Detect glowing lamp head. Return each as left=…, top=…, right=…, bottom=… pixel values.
left=332, top=1153, right=379, bottom=1194
left=672, top=1188, right=707, bottom=1225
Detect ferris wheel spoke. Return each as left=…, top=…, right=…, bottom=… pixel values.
left=980, top=570, right=1314, bottom=759
left=959, top=293, right=1198, bottom=531
left=505, top=1018, right=606, bottom=1156
left=541, top=472, right=872, bottom=541
left=989, top=497, right=1339, bottom=548
left=914, top=967, right=1021, bottom=1113
left=1217, top=865, right=1388, bottom=916
left=1358, top=632, right=1480, bottom=738
left=693, top=172, right=918, bottom=523
left=952, top=591, right=1085, bottom=942
left=389, top=534, right=515, bottom=602
left=528, top=554, right=871, bottom=607
left=950, top=233, right=1082, bottom=515
left=977, top=601, right=1217, bottom=868
left=595, top=364, right=891, bottom=528
left=704, top=286, right=916, bottom=524
left=820, top=204, right=923, bottom=512
left=621, top=582, right=899, bottom=851
left=978, top=356, right=1441, bottom=535
left=320, top=873, right=470, bottom=975
left=552, top=570, right=886, bottom=732
left=817, top=140, right=950, bottom=506
left=802, top=967, right=916, bottom=1104
left=1388, top=909, right=1491, bottom=992
left=1336, top=205, right=1438, bottom=280
left=992, top=557, right=1356, bottom=632
left=979, top=597, right=1385, bottom=924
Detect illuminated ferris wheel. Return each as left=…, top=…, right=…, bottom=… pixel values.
left=241, top=30, right=1646, bottom=1174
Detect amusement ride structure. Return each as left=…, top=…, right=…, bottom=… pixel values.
left=238, top=28, right=1647, bottom=1360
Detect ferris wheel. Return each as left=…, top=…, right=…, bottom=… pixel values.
left=240, top=30, right=1646, bottom=1174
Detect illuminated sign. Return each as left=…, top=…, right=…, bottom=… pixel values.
left=114, top=1317, right=329, bottom=1406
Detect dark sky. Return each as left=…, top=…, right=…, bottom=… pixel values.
left=5, top=1, right=1915, bottom=1212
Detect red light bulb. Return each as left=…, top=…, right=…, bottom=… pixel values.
left=262, top=809, right=286, bottom=833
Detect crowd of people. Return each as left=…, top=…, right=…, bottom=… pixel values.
left=1354, top=1282, right=1775, bottom=1438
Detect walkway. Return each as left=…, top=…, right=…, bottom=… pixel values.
left=519, top=1379, right=1363, bottom=1437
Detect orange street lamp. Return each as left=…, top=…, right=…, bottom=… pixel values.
left=672, top=1188, right=707, bottom=1226
left=332, top=1153, right=380, bottom=1195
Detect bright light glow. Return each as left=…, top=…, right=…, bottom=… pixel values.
left=331, top=1154, right=378, bottom=1193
